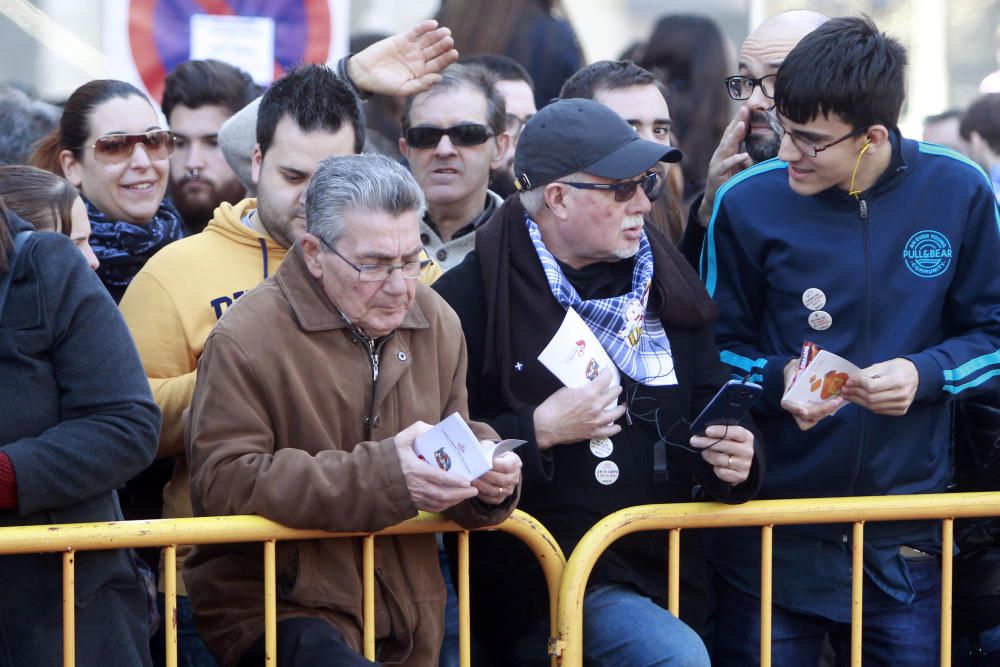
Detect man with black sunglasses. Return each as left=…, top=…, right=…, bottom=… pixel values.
left=399, top=63, right=510, bottom=272
left=433, top=98, right=761, bottom=666
left=704, top=17, right=1000, bottom=666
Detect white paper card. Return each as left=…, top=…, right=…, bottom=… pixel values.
left=414, top=413, right=526, bottom=481
left=781, top=349, right=862, bottom=409
left=189, top=14, right=276, bottom=85
left=538, top=307, right=620, bottom=390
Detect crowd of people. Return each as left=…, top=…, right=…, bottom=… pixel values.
left=1, top=5, right=999, bottom=667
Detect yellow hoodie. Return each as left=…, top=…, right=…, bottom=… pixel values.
left=120, top=199, right=285, bottom=593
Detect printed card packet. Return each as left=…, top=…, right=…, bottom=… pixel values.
left=414, top=412, right=526, bottom=481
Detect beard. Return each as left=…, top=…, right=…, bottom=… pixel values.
left=614, top=215, right=645, bottom=260
left=172, top=176, right=247, bottom=235
left=744, top=109, right=783, bottom=163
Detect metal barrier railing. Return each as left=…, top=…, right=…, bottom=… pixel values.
left=0, top=509, right=565, bottom=667
left=554, top=491, right=1000, bottom=667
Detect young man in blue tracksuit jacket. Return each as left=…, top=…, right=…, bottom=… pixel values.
left=703, top=16, right=1000, bottom=667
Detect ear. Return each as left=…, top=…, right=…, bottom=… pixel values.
left=490, top=132, right=512, bottom=171
left=60, top=149, right=82, bottom=187
left=250, top=143, right=263, bottom=186
left=543, top=183, right=570, bottom=220
left=300, top=233, right=324, bottom=279
left=398, top=136, right=410, bottom=161
left=864, top=125, right=890, bottom=153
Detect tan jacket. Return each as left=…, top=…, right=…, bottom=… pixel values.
left=183, top=244, right=514, bottom=666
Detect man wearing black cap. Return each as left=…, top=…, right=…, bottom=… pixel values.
left=433, top=98, right=762, bottom=666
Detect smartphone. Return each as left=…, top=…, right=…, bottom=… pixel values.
left=690, top=379, right=762, bottom=436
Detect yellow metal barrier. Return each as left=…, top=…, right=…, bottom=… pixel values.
left=556, top=491, right=1000, bottom=666
left=0, top=509, right=565, bottom=667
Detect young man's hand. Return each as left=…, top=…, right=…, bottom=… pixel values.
left=780, top=358, right=845, bottom=430
left=841, top=358, right=919, bottom=415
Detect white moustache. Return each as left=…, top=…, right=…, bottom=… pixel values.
left=620, top=216, right=645, bottom=231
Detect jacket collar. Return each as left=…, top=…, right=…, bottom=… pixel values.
left=276, top=242, right=429, bottom=333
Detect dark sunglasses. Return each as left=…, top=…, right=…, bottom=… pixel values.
left=558, top=171, right=660, bottom=203
left=78, top=130, right=175, bottom=165
left=404, top=124, right=494, bottom=149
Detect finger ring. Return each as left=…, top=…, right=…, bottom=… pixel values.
left=498, top=487, right=505, bottom=495
left=727, top=455, right=734, bottom=468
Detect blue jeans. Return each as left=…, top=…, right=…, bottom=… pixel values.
left=713, top=557, right=941, bottom=667
left=151, top=594, right=218, bottom=667
left=438, top=545, right=460, bottom=667
left=508, top=584, right=710, bottom=666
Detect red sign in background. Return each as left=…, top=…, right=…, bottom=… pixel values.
left=128, top=0, right=332, bottom=102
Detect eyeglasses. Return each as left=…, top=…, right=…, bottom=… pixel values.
left=77, top=130, right=175, bottom=164
left=557, top=171, right=659, bottom=203
left=724, top=74, right=777, bottom=101
left=319, top=237, right=432, bottom=282
left=404, top=124, right=494, bottom=149
left=775, top=120, right=867, bottom=158
left=505, top=113, right=533, bottom=139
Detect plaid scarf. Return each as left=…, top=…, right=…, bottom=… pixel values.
left=526, top=215, right=677, bottom=386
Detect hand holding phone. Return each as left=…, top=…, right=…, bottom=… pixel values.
left=690, top=380, right=762, bottom=436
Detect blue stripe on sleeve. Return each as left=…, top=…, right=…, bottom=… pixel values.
left=704, top=159, right=788, bottom=297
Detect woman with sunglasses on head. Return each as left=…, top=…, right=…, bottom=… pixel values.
left=32, top=79, right=183, bottom=302
left=0, top=165, right=100, bottom=271
left=0, top=197, right=160, bottom=665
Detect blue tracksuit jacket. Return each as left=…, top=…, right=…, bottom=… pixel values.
left=701, top=133, right=1000, bottom=620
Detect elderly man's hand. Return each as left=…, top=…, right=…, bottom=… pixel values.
left=690, top=424, right=755, bottom=485
left=840, top=358, right=919, bottom=416
left=346, top=20, right=459, bottom=97
left=472, top=451, right=522, bottom=505
left=394, top=421, right=477, bottom=512
left=533, top=367, right=627, bottom=450
left=696, top=106, right=753, bottom=228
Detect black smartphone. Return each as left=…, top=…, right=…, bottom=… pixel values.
left=690, top=380, right=762, bottom=435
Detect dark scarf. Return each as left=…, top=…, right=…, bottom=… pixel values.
left=85, top=196, right=184, bottom=303
left=475, top=196, right=718, bottom=411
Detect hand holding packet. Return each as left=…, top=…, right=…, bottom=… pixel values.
left=781, top=344, right=861, bottom=411
left=413, top=413, right=526, bottom=481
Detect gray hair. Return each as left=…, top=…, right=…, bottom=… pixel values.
left=305, top=153, right=426, bottom=245
left=520, top=170, right=590, bottom=216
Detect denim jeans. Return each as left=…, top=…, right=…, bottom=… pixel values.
left=438, top=544, right=460, bottom=667
left=151, top=594, right=217, bottom=667
left=713, top=556, right=941, bottom=667
left=508, top=584, right=710, bottom=666
left=238, top=617, right=376, bottom=666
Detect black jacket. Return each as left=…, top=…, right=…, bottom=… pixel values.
left=434, top=197, right=762, bottom=651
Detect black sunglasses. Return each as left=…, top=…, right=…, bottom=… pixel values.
left=558, top=171, right=659, bottom=203
left=405, top=124, right=494, bottom=149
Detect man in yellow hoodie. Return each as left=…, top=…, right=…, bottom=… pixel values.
left=118, top=22, right=457, bottom=666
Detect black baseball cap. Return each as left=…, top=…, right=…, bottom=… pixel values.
left=513, top=98, right=682, bottom=192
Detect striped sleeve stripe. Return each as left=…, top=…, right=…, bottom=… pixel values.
left=703, top=159, right=788, bottom=297
left=720, top=350, right=767, bottom=384
left=918, top=142, right=1000, bottom=235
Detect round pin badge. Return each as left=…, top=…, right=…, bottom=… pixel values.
left=589, top=438, right=613, bottom=458
left=594, top=460, right=619, bottom=485
left=397, top=351, right=407, bottom=361
left=802, top=288, right=827, bottom=311
left=808, top=310, right=833, bottom=331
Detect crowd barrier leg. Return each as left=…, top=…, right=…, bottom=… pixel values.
left=62, top=550, right=75, bottom=667
left=760, top=525, right=773, bottom=667
left=941, top=518, right=954, bottom=667
left=667, top=528, right=680, bottom=617
left=164, top=544, right=178, bottom=667
left=851, top=522, right=864, bottom=667
left=363, top=534, right=375, bottom=660
left=263, top=539, right=277, bottom=664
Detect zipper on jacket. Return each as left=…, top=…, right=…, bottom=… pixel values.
left=363, top=334, right=393, bottom=437
left=847, top=204, right=874, bottom=496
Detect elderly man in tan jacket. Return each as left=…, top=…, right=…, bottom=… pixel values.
left=183, top=153, right=521, bottom=667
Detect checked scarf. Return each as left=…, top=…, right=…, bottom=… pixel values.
left=526, top=215, right=677, bottom=386
left=85, top=196, right=184, bottom=303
